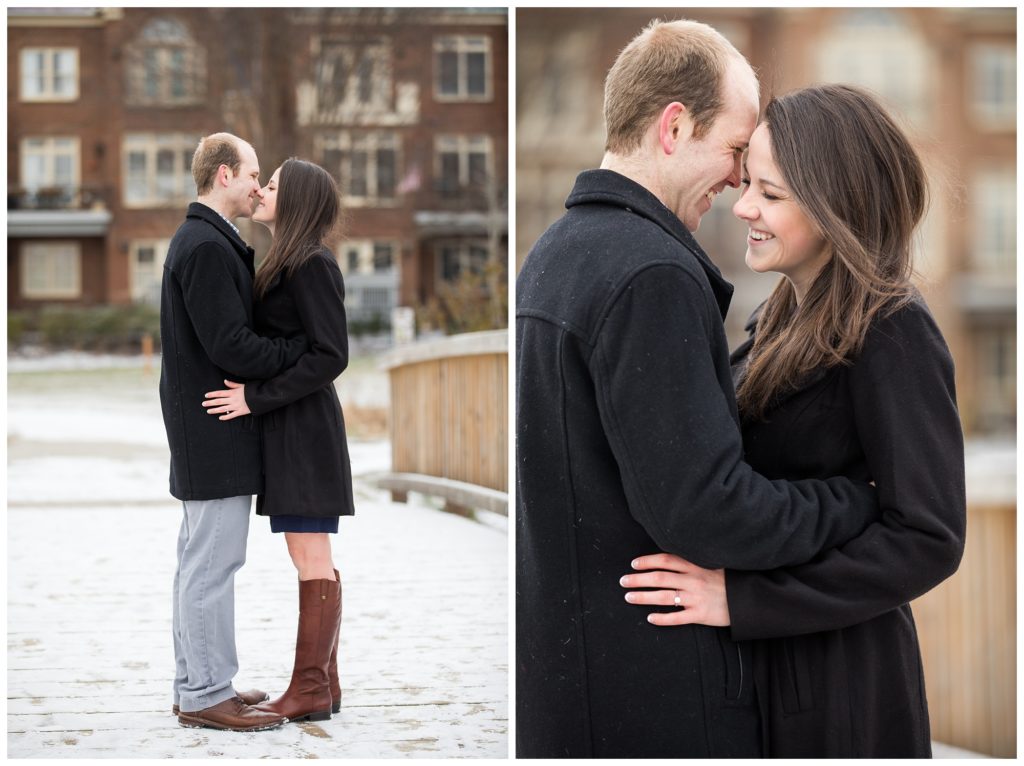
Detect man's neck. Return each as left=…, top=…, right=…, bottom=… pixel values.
left=600, top=151, right=665, bottom=207
left=197, top=194, right=231, bottom=221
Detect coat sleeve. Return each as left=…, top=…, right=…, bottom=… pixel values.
left=177, top=240, right=306, bottom=379
left=590, top=263, right=881, bottom=571
left=244, top=254, right=349, bottom=416
left=725, top=300, right=966, bottom=640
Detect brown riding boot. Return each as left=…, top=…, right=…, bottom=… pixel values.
left=328, top=569, right=342, bottom=714
left=257, top=577, right=342, bottom=722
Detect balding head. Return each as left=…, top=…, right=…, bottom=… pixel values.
left=604, top=19, right=757, bottom=155
left=192, top=132, right=253, bottom=195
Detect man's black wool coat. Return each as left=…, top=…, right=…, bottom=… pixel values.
left=159, top=202, right=305, bottom=501
left=515, top=170, right=881, bottom=758
left=725, top=299, right=966, bottom=757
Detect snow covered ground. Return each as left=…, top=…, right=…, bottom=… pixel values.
left=7, top=355, right=508, bottom=758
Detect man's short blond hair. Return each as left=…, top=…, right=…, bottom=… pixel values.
left=604, top=19, right=749, bottom=154
left=192, top=132, right=246, bottom=195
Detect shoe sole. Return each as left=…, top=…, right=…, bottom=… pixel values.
left=286, top=710, right=332, bottom=723
left=177, top=715, right=285, bottom=732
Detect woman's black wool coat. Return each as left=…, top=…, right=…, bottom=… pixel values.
left=245, top=249, right=354, bottom=519
left=159, top=203, right=306, bottom=500
left=516, top=170, right=884, bottom=758
left=725, top=298, right=966, bottom=757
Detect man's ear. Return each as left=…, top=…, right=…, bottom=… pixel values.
left=217, top=164, right=233, bottom=187
left=658, top=102, right=693, bottom=155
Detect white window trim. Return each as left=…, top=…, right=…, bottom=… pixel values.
left=317, top=131, right=401, bottom=208
left=435, top=135, right=494, bottom=190
left=20, top=47, right=79, bottom=102
left=21, top=241, right=82, bottom=299
left=20, top=136, right=81, bottom=194
left=433, top=35, right=493, bottom=102
left=338, top=238, right=400, bottom=276
left=314, top=37, right=393, bottom=114
left=435, top=239, right=491, bottom=284
left=967, top=43, right=1016, bottom=130
left=122, top=133, right=199, bottom=209
left=970, top=169, right=1016, bottom=276
left=129, top=239, right=171, bottom=304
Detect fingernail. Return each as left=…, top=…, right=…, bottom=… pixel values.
left=624, top=592, right=636, bottom=603
left=647, top=614, right=656, bottom=623
left=632, top=559, right=639, bottom=568
left=619, top=575, right=630, bottom=586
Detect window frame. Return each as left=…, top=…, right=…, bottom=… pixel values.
left=129, top=239, right=171, bottom=305
left=968, top=43, right=1016, bottom=130
left=20, top=47, right=79, bottom=102
left=122, top=133, right=199, bottom=208
left=435, top=134, right=494, bottom=195
left=20, top=136, right=81, bottom=198
left=20, top=241, right=83, bottom=299
left=317, top=131, right=401, bottom=207
left=433, top=35, right=493, bottom=102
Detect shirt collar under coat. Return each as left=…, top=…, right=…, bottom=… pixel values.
left=185, top=202, right=257, bottom=277
left=564, top=169, right=734, bottom=320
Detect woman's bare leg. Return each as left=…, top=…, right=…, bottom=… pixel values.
left=284, top=532, right=336, bottom=580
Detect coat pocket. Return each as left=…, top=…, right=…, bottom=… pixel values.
left=773, top=636, right=818, bottom=714
left=714, top=629, right=754, bottom=707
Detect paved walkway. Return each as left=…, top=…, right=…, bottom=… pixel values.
left=6, top=360, right=507, bottom=758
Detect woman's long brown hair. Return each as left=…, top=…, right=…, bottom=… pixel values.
left=254, top=158, right=342, bottom=298
left=735, top=84, right=926, bottom=420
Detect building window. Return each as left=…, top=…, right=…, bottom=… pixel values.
left=20, top=47, right=78, bottom=101
left=130, top=240, right=170, bottom=305
left=122, top=133, right=198, bottom=207
left=816, top=9, right=932, bottom=124
left=974, top=325, right=1016, bottom=433
left=436, top=135, right=492, bottom=196
left=20, top=137, right=80, bottom=207
left=337, top=239, right=399, bottom=324
left=434, top=36, right=491, bottom=101
left=21, top=242, right=82, bottom=299
left=314, top=37, right=392, bottom=116
left=971, top=170, right=1016, bottom=276
left=339, top=240, right=399, bottom=275
left=125, top=18, right=206, bottom=106
left=319, top=132, right=399, bottom=206
left=438, top=241, right=489, bottom=282
left=968, top=44, right=1016, bottom=129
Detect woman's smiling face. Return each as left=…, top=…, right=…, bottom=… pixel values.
left=732, top=123, right=830, bottom=300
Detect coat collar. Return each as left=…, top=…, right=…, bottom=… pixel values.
left=565, top=169, right=734, bottom=319
left=186, top=202, right=253, bottom=253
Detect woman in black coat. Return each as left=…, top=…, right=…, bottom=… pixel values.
left=620, top=85, right=966, bottom=757
left=203, top=159, right=353, bottom=723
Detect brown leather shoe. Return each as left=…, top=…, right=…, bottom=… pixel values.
left=172, top=688, right=269, bottom=716
left=256, top=577, right=341, bottom=722
left=328, top=570, right=342, bottom=714
left=177, top=696, right=286, bottom=731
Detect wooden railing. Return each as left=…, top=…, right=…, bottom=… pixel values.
left=913, top=499, right=1016, bottom=757
left=378, top=329, right=508, bottom=515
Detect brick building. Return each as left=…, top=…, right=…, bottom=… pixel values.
left=8, top=7, right=508, bottom=327
left=517, top=7, right=1015, bottom=436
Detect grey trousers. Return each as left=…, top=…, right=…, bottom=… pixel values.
left=172, top=495, right=252, bottom=713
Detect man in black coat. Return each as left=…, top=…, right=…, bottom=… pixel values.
left=159, top=133, right=302, bottom=732
left=516, top=20, right=882, bottom=757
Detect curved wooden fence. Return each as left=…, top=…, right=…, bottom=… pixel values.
left=913, top=498, right=1016, bottom=757
left=379, top=329, right=508, bottom=514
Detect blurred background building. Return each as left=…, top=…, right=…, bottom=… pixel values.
left=518, top=7, right=1015, bottom=758
left=8, top=6, right=508, bottom=335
